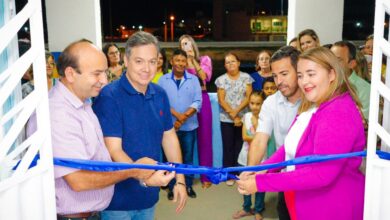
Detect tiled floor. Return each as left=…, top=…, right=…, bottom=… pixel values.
left=155, top=179, right=279, bottom=220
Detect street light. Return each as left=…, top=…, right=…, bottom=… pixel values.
left=170, top=15, right=175, bottom=41
left=163, top=21, right=168, bottom=42
left=281, top=0, right=284, bottom=15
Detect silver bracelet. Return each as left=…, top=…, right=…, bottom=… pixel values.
left=139, top=180, right=148, bottom=188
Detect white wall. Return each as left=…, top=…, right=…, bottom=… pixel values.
left=45, top=0, right=102, bottom=51
left=1, top=0, right=57, bottom=218
left=287, top=0, right=344, bottom=45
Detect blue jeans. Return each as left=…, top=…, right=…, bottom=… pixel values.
left=101, top=205, right=156, bottom=220
left=169, top=129, right=196, bottom=189
left=243, top=192, right=265, bottom=214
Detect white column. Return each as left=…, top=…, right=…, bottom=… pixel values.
left=45, top=0, right=102, bottom=51
left=287, top=0, right=344, bottom=45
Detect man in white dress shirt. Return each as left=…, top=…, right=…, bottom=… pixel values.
left=243, top=46, right=301, bottom=220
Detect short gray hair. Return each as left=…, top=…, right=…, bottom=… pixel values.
left=125, top=31, right=160, bottom=58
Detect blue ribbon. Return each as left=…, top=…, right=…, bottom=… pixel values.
left=17, top=150, right=390, bottom=184
left=54, top=158, right=237, bottom=184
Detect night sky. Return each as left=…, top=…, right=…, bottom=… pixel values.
left=100, top=0, right=214, bottom=28
left=99, top=0, right=287, bottom=36
left=15, top=0, right=375, bottom=40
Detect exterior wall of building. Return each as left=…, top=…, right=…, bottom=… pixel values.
left=45, top=0, right=102, bottom=51
left=287, top=0, right=344, bottom=45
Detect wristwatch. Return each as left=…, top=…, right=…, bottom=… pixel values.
left=139, top=180, right=148, bottom=188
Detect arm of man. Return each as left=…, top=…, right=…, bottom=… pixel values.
left=104, top=135, right=174, bottom=187
left=162, top=128, right=187, bottom=213
left=64, top=157, right=156, bottom=192
left=171, top=108, right=186, bottom=122
left=104, top=137, right=133, bottom=163
left=91, top=89, right=156, bottom=185
left=49, top=107, right=155, bottom=192
left=242, top=119, right=253, bottom=143
left=173, top=77, right=202, bottom=123
left=247, top=132, right=269, bottom=166
left=171, top=108, right=185, bottom=130
left=189, top=76, right=202, bottom=114
left=183, top=107, right=197, bottom=118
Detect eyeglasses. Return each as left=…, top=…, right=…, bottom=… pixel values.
left=225, top=60, right=237, bottom=65
left=47, top=62, right=55, bottom=67
left=108, top=51, right=120, bottom=56
left=259, top=57, right=270, bottom=62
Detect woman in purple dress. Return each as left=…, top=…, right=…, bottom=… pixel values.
left=179, top=35, right=213, bottom=188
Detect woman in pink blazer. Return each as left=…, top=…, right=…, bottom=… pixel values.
left=237, top=47, right=366, bottom=220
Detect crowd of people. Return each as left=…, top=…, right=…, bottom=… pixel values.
left=21, top=28, right=377, bottom=220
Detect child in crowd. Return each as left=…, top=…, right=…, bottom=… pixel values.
left=262, top=77, right=277, bottom=97
left=262, top=77, right=278, bottom=157
left=234, top=91, right=266, bottom=220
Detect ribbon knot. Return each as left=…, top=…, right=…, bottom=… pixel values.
left=206, top=168, right=238, bottom=184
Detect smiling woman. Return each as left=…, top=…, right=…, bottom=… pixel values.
left=297, top=29, right=321, bottom=52
left=237, top=47, right=366, bottom=220
left=297, top=58, right=335, bottom=104
left=103, top=43, right=126, bottom=82
left=297, top=47, right=362, bottom=113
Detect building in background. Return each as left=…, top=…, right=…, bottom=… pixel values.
left=250, top=15, right=287, bottom=41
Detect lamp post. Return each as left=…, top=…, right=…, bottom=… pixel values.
left=281, top=0, right=284, bottom=15
left=170, top=15, right=175, bottom=41
left=163, top=21, right=167, bottom=42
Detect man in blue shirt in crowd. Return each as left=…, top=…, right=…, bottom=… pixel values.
left=158, top=49, right=202, bottom=200
left=93, top=32, right=187, bottom=220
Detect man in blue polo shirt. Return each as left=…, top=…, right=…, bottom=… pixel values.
left=93, top=32, right=187, bottom=220
left=158, top=49, right=202, bottom=200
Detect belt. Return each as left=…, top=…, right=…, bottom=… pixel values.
left=57, top=211, right=98, bottom=219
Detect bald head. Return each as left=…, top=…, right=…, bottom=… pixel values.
left=57, top=40, right=108, bottom=101
left=57, top=40, right=106, bottom=77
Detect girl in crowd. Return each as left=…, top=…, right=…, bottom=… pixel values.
left=233, top=79, right=278, bottom=219
left=362, top=34, right=376, bottom=79
left=288, top=37, right=298, bottom=49
left=354, top=50, right=371, bottom=83
left=152, top=49, right=169, bottom=84
left=363, top=34, right=373, bottom=56
left=234, top=91, right=266, bottom=220
left=298, top=29, right=320, bottom=52
left=215, top=52, right=253, bottom=186
left=237, top=47, right=365, bottom=220
left=250, top=50, right=272, bottom=92
left=179, top=35, right=214, bottom=188
left=22, top=50, right=56, bottom=98
left=45, top=51, right=56, bottom=90
left=103, top=43, right=125, bottom=82
left=21, top=66, right=34, bottom=98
